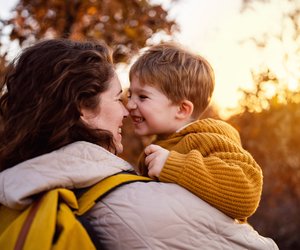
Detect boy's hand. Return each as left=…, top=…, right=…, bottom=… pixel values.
left=144, top=144, right=169, bottom=178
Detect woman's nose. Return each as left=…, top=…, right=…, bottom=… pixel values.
left=123, top=103, right=129, bottom=117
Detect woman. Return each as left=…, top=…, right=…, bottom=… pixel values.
left=0, top=39, right=278, bottom=249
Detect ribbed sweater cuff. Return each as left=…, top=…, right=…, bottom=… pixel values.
left=159, top=151, right=186, bottom=183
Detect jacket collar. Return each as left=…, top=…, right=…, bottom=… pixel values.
left=0, top=141, right=133, bottom=209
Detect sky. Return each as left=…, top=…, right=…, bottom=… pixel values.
left=0, top=0, right=290, bottom=118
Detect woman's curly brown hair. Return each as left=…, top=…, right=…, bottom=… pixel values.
left=0, top=39, right=116, bottom=171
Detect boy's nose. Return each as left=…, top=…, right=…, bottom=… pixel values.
left=126, top=99, right=137, bottom=110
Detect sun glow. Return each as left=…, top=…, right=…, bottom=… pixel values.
left=166, top=0, right=300, bottom=118
left=288, top=78, right=299, bottom=92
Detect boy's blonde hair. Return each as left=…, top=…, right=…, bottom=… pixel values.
left=129, top=42, right=215, bottom=119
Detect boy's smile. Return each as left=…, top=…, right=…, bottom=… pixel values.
left=131, top=115, right=145, bottom=124
left=126, top=76, right=180, bottom=137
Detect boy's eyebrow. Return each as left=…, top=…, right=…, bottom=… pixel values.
left=139, top=89, right=152, bottom=95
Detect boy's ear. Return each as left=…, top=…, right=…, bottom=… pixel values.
left=175, top=100, right=194, bottom=120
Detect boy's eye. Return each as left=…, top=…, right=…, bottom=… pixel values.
left=139, top=95, right=148, bottom=100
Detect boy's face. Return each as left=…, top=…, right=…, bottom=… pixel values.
left=127, top=76, right=180, bottom=137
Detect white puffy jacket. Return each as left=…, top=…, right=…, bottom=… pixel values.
left=0, top=141, right=278, bottom=249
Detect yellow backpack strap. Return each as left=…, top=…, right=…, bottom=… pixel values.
left=75, top=173, right=153, bottom=216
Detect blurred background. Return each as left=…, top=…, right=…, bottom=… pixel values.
left=0, top=0, right=299, bottom=249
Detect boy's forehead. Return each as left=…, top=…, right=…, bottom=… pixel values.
left=129, top=81, right=161, bottom=94
left=129, top=85, right=151, bottom=93
left=130, top=77, right=158, bottom=90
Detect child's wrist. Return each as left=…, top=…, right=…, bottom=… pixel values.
left=159, top=151, right=186, bottom=183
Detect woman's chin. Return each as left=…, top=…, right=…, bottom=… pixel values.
left=115, top=143, right=123, bottom=155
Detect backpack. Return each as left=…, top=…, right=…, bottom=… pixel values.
left=0, top=173, right=152, bottom=250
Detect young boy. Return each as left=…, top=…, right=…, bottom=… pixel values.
left=126, top=42, right=263, bottom=221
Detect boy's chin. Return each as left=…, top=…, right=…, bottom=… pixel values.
left=133, top=126, right=157, bottom=137
left=133, top=129, right=153, bottom=137
left=133, top=128, right=145, bottom=136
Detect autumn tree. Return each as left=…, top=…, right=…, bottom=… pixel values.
left=240, top=0, right=300, bottom=109
left=228, top=1, right=300, bottom=249
left=0, top=0, right=178, bottom=65
left=239, top=67, right=300, bottom=112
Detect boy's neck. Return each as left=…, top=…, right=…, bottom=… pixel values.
left=156, top=119, right=196, bottom=140
left=159, top=119, right=196, bottom=139
left=175, top=120, right=197, bottom=133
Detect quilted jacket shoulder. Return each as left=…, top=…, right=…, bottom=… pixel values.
left=85, top=181, right=278, bottom=250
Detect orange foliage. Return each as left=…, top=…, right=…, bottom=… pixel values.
left=0, top=0, right=178, bottom=63
left=228, top=102, right=300, bottom=250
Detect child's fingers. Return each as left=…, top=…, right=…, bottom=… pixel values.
left=145, top=155, right=151, bottom=167
left=145, top=153, right=156, bottom=168
left=144, top=144, right=160, bottom=155
left=148, top=165, right=160, bottom=179
left=148, top=168, right=156, bottom=178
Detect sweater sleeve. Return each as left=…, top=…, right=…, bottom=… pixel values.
left=159, top=134, right=263, bottom=221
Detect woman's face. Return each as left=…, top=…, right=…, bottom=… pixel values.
left=81, top=73, right=129, bottom=154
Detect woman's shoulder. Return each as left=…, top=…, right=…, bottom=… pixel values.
left=86, top=182, right=216, bottom=249
left=0, top=141, right=133, bottom=209
left=103, top=181, right=229, bottom=221
left=86, top=181, right=278, bottom=250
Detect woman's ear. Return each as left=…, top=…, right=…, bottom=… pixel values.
left=80, top=108, right=88, bottom=124
left=175, top=100, right=194, bottom=120
left=80, top=108, right=93, bottom=125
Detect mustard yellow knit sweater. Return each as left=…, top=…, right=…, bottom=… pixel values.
left=139, top=118, right=263, bottom=221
